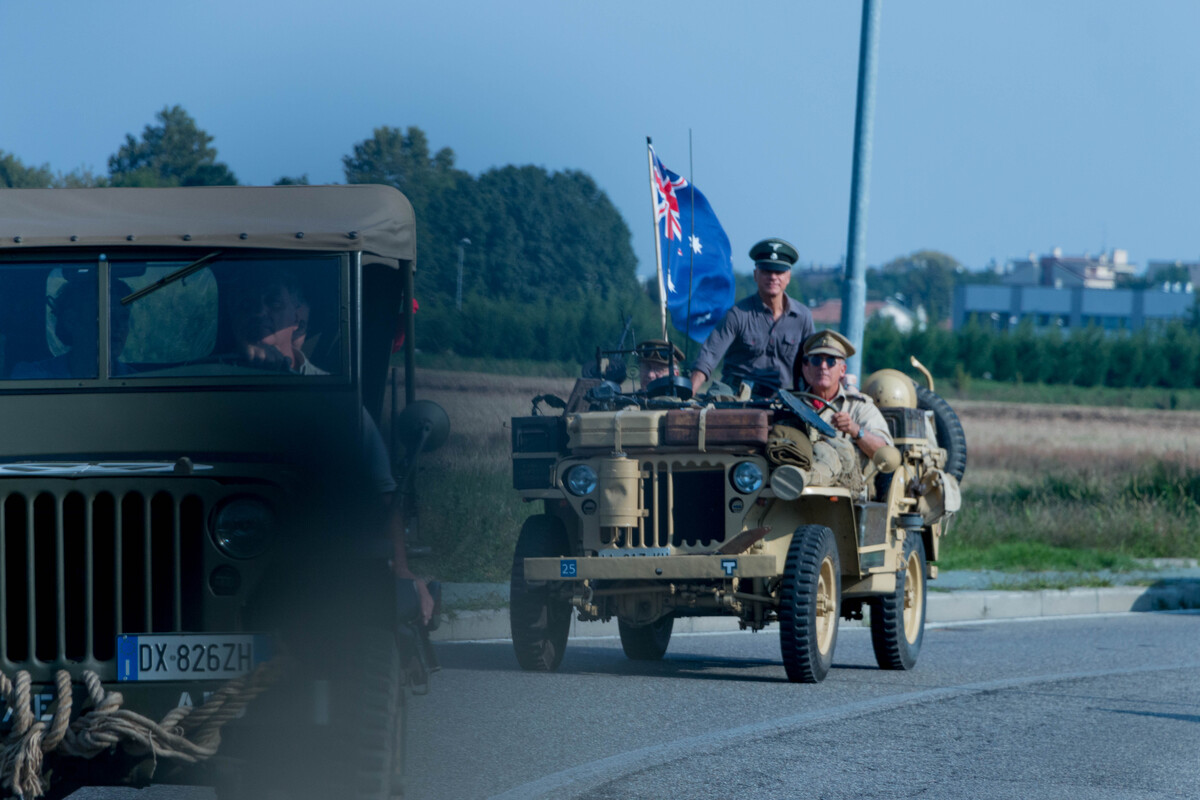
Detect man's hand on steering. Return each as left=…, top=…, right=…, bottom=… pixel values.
left=831, top=410, right=858, bottom=437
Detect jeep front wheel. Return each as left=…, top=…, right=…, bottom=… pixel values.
left=870, top=534, right=926, bottom=670
left=778, top=524, right=840, bottom=683
left=618, top=615, right=674, bottom=661
left=510, top=515, right=572, bottom=671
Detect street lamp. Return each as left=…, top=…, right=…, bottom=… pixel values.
left=456, top=237, right=471, bottom=311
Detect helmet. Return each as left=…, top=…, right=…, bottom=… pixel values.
left=863, top=369, right=916, bottom=408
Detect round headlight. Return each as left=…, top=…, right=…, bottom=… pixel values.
left=731, top=461, right=764, bottom=494
left=211, top=497, right=276, bottom=559
left=565, top=464, right=598, bottom=496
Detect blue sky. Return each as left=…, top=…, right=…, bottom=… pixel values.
left=3, top=0, right=1199, bottom=278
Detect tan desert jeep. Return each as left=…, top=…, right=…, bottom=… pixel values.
left=509, top=356, right=964, bottom=683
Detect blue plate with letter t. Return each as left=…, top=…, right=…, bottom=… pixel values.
left=117, top=634, right=271, bottom=682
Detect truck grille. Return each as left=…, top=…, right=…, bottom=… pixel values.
left=1, top=486, right=206, bottom=670
left=613, top=462, right=726, bottom=551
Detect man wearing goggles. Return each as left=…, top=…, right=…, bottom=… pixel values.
left=795, top=329, right=892, bottom=464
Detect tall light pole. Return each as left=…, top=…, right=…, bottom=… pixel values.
left=840, top=0, right=881, bottom=383
left=455, top=237, right=471, bottom=311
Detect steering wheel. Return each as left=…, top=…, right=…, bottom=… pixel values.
left=776, top=388, right=839, bottom=438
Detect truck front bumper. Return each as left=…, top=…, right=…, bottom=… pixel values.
left=524, top=553, right=778, bottom=581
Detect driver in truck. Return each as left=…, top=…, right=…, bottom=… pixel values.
left=635, top=338, right=684, bottom=389
left=795, top=329, right=892, bottom=465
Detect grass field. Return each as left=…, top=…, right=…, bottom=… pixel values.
left=399, top=369, right=1200, bottom=584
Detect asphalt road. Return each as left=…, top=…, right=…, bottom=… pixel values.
left=405, top=612, right=1200, bottom=800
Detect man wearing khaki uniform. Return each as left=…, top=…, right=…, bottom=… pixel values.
left=795, top=330, right=892, bottom=468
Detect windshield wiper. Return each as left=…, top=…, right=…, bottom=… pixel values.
left=120, top=251, right=222, bottom=305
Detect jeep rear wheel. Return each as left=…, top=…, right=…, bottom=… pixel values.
left=618, top=615, right=674, bottom=660
left=779, top=524, right=840, bottom=683
left=510, top=515, right=572, bottom=671
left=870, top=534, right=926, bottom=670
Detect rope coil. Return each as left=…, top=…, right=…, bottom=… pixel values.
left=0, top=662, right=281, bottom=799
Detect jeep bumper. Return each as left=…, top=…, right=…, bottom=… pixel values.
left=524, top=553, right=779, bottom=581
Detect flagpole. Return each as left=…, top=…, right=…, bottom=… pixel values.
left=684, top=128, right=696, bottom=356
left=647, top=136, right=668, bottom=340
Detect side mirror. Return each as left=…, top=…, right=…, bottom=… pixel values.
left=871, top=445, right=901, bottom=475
left=397, top=399, right=450, bottom=455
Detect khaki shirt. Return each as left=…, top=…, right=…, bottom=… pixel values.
left=800, top=382, right=893, bottom=455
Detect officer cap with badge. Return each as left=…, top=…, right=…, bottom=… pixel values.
left=803, top=329, right=856, bottom=359
left=749, top=237, right=799, bottom=273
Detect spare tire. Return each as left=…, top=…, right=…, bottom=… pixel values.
left=914, top=385, right=967, bottom=482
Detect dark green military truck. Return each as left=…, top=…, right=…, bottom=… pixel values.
left=0, top=186, right=430, bottom=798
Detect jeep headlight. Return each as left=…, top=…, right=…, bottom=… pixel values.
left=731, top=461, right=764, bottom=494
left=211, top=497, right=276, bottom=559
left=564, top=464, right=598, bottom=496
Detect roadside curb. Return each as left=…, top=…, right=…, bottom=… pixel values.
left=431, top=582, right=1200, bottom=643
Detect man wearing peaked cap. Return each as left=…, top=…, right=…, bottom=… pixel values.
left=795, top=329, right=892, bottom=465
left=748, top=238, right=800, bottom=272
left=690, top=237, right=814, bottom=395
left=635, top=338, right=684, bottom=389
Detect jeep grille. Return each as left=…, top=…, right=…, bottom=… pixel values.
left=1, top=484, right=206, bottom=673
left=611, top=463, right=726, bottom=551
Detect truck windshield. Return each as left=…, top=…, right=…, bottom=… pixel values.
left=0, top=255, right=342, bottom=380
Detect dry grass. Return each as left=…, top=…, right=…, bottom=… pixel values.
left=958, top=400, right=1200, bottom=488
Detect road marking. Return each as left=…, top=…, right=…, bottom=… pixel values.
left=484, top=660, right=1200, bottom=800
left=439, top=608, right=1200, bottom=646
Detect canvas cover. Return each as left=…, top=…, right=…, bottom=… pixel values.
left=0, top=184, right=415, bottom=267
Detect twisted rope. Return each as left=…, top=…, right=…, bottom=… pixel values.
left=0, top=661, right=281, bottom=798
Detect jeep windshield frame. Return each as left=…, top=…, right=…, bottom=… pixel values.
left=0, top=184, right=420, bottom=400
left=0, top=249, right=352, bottom=388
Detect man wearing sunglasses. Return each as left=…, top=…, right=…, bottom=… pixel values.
left=690, top=238, right=815, bottom=397
left=796, top=329, right=892, bottom=464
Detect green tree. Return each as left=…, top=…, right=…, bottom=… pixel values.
left=343, top=126, right=476, bottom=302
left=863, top=317, right=905, bottom=373
left=1161, top=322, right=1200, bottom=389
left=274, top=174, right=310, bottom=185
left=1132, top=329, right=1167, bottom=387
left=1067, top=326, right=1107, bottom=387
left=1011, top=320, right=1046, bottom=382
left=872, top=250, right=963, bottom=324
left=0, top=151, right=53, bottom=188
left=52, top=167, right=107, bottom=188
left=957, top=318, right=994, bottom=377
left=108, top=105, right=238, bottom=187
left=1039, top=325, right=1066, bottom=384
left=990, top=332, right=1017, bottom=382
left=343, top=126, right=459, bottom=215
left=1106, top=334, right=1138, bottom=388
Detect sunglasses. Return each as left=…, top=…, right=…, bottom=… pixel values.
left=803, top=355, right=842, bottom=368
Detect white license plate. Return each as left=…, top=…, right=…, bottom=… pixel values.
left=598, top=547, right=671, bottom=557
left=116, top=634, right=270, bottom=682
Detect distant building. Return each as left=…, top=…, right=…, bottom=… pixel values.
left=809, top=297, right=922, bottom=334
left=1000, top=248, right=1136, bottom=289
left=1146, top=259, right=1200, bottom=291
left=953, top=283, right=1194, bottom=333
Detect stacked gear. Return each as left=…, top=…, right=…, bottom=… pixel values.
left=765, top=424, right=865, bottom=497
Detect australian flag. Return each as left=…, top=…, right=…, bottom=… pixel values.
left=651, top=146, right=735, bottom=343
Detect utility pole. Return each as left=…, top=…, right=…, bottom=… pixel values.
left=840, top=0, right=881, bottom=383
left=455, top=237, right=471, bottom=311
